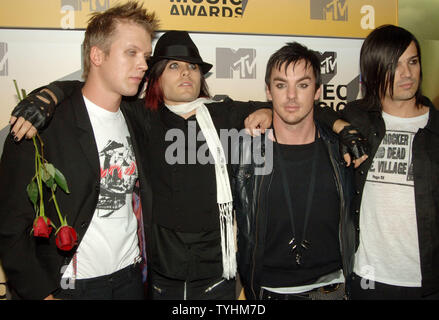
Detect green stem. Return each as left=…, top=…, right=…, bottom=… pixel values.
left=35, top=132, right=64, bottom=226
left=50, top=187, right=65, bottom=226
left=15, top=80, right=65, bottom=229
left=32, top=136, right=45, bottom=217
left=36, top=133, right=44, bottom=160
left=13, top=80, right=22, bottom=101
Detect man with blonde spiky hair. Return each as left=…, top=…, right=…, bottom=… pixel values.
left=0, top=1, right=158, bottom=300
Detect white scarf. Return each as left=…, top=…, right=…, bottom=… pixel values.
left=165, top=98, right=236, bottom=279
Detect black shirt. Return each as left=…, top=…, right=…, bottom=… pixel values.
left=262, top=138, right=342, bottom=287
left=147, top=100, right=266, bottom=280
left=149, top=107, right=219, bottom=233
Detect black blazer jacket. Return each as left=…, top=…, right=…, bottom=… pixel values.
left=0, top=88, right=152, bottom=299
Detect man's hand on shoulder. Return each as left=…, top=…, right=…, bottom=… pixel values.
left=244, top=108, right=272, bottom=136
left=9, top=88, right=57, bottom=141
left=338, top=123, right=368, bottom=168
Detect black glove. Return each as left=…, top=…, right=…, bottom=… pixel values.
left=11, top=83, right=65, bottom=130
left=339, top=125, right=368, bottom=161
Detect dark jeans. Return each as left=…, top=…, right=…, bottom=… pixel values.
left=148, top=269, right=236, bottom=300
left=54, top=263, right=144, bottom=300
left=348, top=273, right=439, bottom=300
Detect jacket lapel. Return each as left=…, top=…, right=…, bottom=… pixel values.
left=424, top=97, right=439, bottom=136
left=70, top=90, right=100, bottom=177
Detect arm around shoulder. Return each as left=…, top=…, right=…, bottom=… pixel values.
left=10, top=80, right=84, bottom=141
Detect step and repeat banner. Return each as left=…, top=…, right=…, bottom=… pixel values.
left=0, top=0, right=397, bottom=141
left=1, top=0, right=397, bottom=37
left=0, top=0, right=397, bottom=298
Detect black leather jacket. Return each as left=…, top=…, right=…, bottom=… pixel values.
left=232, top=121, right=355, bottom=299
left=339, top=97, right=439, bottom=296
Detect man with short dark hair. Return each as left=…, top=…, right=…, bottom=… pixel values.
left=233, top=42, right=356, bottom=300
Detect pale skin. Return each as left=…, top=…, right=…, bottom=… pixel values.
left=159, top=59, right=272, bottom=132
left=10, top=21, right=152, bottom=138
left=333, top=41, right=427, bottom=167
left=266, top=60, right=367, bottom=167
left=266, top=60, right=321, bottom=145
left=381, top=41, right=428, bottom=117
left=10, top=61, right=271, bottom=140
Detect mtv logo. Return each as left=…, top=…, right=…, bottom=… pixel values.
left=89, top=0, right=110, bottom=12
left=216, top=48, right=256, bottom=79
left=316, top=51, right=337, bottom=84
left=61, top=0, right=82, bottom=11
left=60, top=0, right=109, bottom=11
left=310, top=0, right=348, bottom=21
left=0, top=43, right=8, bottom=76
left=346, top=74, right=362, bottom=102
left=242, top=0, right=249, bottom=14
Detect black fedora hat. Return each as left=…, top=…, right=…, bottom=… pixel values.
left=147, top=30, right=213, bottom=75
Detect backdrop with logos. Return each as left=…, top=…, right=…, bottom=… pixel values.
left=0, top=0, right=397, bottom=148
left=0, top=0, right=398, bottom=300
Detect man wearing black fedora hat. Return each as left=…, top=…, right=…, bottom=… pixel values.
left=8, top=30, right=272, bottom=300
left=133, top=30, right=272, bottom=300
left=147, top=30, right=213, bottom=75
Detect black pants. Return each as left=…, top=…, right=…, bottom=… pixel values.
left=54, top=263, right=144, bottom=300
left=259, top=283, right=346, bottom=300
left=348, top=273, right=439, bottom=300
left=148, top=269, right=236, bottom=300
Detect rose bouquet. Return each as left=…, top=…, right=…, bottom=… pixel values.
left=13, top=80, right=78, bottom=251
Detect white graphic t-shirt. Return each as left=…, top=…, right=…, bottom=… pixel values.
left=63, top=96, right=140, bottom=280
left=354, top=110, right=429, bottom=287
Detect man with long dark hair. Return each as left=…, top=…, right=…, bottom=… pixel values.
left=324, top=25, right=439, bottom=299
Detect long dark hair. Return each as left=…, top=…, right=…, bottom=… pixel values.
left=144, top=59, right=210, bottom=111
left=360, top=24, right=423, bottom=109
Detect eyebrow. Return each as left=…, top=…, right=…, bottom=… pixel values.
left=400, top=54, right=419, bottom=62
left=127, top=44, right=151, bottom=55
left=272, top=75, right=312, bottom=82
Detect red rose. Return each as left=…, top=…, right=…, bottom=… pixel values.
left=33, top=216, right=53, bottom=238
left=55, top=226, right=78, bottom=251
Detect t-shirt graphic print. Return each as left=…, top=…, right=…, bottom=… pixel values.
left=98, top=137, right=138, bottom=217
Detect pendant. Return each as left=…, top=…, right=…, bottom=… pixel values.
left=295, top=252, right=302, bottom=265
left=289, top=237, right=303, bottom=265
left=289, top=239, right=311, bottom=266
left=301, top=239, right=311, bottom=250
left=289, top=238, right=297, bottom=252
